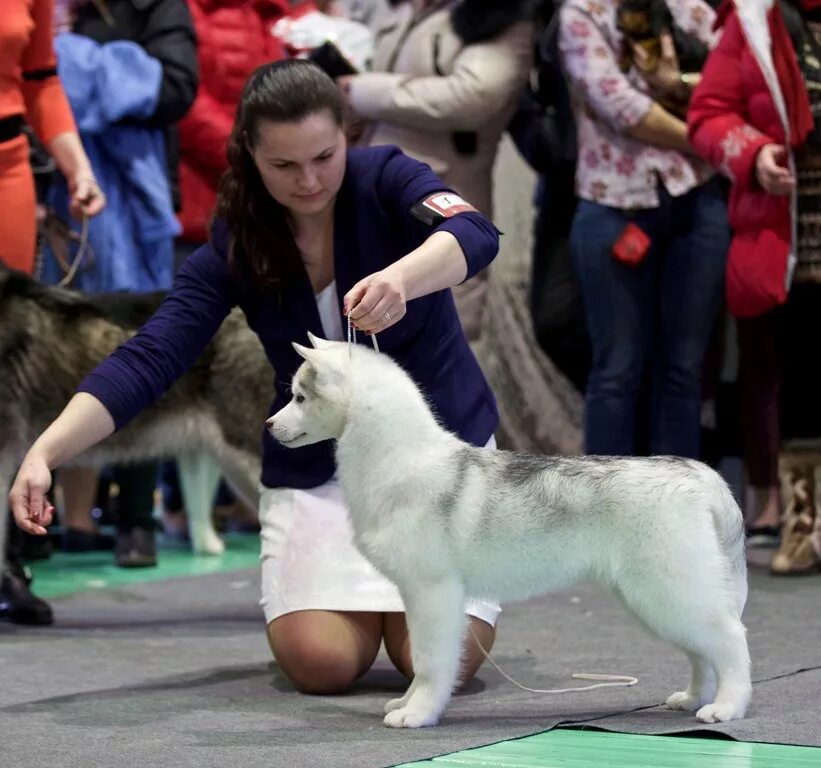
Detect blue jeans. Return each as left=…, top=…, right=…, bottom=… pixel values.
left=570, top=180, right=729, bottom=458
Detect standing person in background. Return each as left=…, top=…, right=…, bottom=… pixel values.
left=508, top=0, right=588, bottom=392
left=1, top=0, right=104, bottom=625
left=0, top=0, right=104, bottom=274
left=688, top=0, right=821, bottom=575
left=176, top=0, right=301, bottom=260
left=65, top=0, right=199, bottom=220
left=558, top=0, right=728, bottom=460
left=338, top=0, right=534, bottom=340
left=40, top=0, right=197, bottom=568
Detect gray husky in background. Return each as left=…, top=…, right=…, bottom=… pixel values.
left=267, top=334, right=752, bottom=728
left=0, top=267, right=269, bottom=555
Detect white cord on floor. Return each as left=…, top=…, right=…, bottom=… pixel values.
left=469, top=625, right=638, bottom=694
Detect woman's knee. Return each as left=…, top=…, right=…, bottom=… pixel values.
left=274, top=640, right=362, bottom=694
left=383, top=615, right=497, bottom=686
left=461, top=618, right=496, bottom=683
left=267, top=611, right=382, bottom=695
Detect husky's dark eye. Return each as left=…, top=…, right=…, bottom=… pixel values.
left=295, top=393, right=305, bottom=404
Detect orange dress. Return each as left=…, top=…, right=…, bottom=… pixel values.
left=0, top=0, right=76, bottom=274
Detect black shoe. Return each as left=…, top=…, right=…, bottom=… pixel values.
left=21, top=531, right=54, bottom=561
left=62, top=527, right=116, bottom=553
left=116, top=528, right=157, bottom=568
left=0, top=562, right=53, bottom=625
left=745, top=524, right=781, bottom=548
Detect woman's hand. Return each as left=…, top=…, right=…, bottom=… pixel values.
left=46, top=132, right=107, bottom=219
left=8, top=452, right=56, bottom=536
left=633, top=33, right=686, bottom=101
left=336, top=75, right=354, bottom=96
left=344, top=266, right=407, bottom=334
left=755, top=144, right=795, bottom=195
left=344, top=107, right=367, bottom=143
left=68, top=170, right=106, bottom=219
left=336, top=75, right=367, bottom=142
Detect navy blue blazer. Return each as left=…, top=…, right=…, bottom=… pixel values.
left=80, top=145, right=501, bottom=489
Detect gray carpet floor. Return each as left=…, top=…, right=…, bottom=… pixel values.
left=1, top=564, right=819, bottom=768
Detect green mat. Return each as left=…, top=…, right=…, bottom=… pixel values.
left=27, top=533, right=261, bottom=599
left=395, top=729, right=821, bottom=767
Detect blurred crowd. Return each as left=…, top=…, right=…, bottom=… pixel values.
left=2, top=0, right=820, bottom=633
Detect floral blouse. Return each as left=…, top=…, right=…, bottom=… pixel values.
left=558, top=0, right=717, bottom=209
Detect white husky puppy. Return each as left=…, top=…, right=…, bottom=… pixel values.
left=266, top=334, right=752, bottom=729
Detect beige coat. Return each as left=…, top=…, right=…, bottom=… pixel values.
left=349, top=0, right=533, bottom=218
left=348, top=1, right=532, bottom=337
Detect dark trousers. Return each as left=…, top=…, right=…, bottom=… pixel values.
left=737, top=282, right=821, bottom=487
left=112, top=462, right=158, bottom=532
left=570, top=179, right=730, bottom=458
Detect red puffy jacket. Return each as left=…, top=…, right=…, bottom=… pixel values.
left=178, top=0, right=312, bottom=242
left=688, top=1, right=794, bottom=318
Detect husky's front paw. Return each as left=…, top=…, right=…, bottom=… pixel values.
left=665, top=691, right=707, bottom=712
left=192, top=530, right=225, bottom=556
left=384, top=696, right=408, bottom=714
left=696, top=701, right=747, bottom=723
left=383, top=707, right=440, bottom=728
left=385, top=679, right=418, bottom=714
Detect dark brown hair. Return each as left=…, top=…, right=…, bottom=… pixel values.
left=215, top=59, right=345, bottom=290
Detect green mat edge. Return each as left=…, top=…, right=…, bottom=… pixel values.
left=392, top=727, right=821, bottom=768
left=27, top=532, right=262, bottom=599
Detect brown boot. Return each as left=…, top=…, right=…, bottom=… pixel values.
left=771, top=457, right=821, bottom=576
left=770, top=513, right=821, bottom=575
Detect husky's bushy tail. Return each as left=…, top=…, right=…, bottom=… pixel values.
left=706, top=468, right=747, bottom=617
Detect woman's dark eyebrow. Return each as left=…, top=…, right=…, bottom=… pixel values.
left=268, top=145, right=337, bottom=163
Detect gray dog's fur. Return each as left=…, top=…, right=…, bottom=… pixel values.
left=0, top=266, right=269, bottom=557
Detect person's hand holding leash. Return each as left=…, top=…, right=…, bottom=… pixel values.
left=46, top=133, right=107, bottom=220
left=9, top=453, right=55, bottom=536
left=344, top=266, right=407, bottom=334
left=68, top=171, right=106, bottom=219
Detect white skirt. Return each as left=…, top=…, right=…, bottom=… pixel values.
left=259, top=444, right=501, bottom=626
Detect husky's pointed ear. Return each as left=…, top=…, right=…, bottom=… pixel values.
left=306, top=331, right=335, bottom=350
left=292, top=342, right=318, bottom=362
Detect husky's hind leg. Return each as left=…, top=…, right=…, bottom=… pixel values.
left=217, top=446, right=261, bottom=512
left=383, top=578, right=465, bottom=728
left=614, top=580, right=751, bottom=722
left=693, top=617, right=751, bottom=723
left=0, top=445, right=26, bottom=574
left=178, top=451, right=224, bottom=555
left=0, top=457, right=15, bottom=575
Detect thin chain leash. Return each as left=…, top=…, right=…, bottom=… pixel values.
left=346, top=313, right=380, bottom=355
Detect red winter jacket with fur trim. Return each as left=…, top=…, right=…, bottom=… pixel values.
left=177, top=0, right=310, bottom=243
left=688, top=0, right=801, bottom=318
